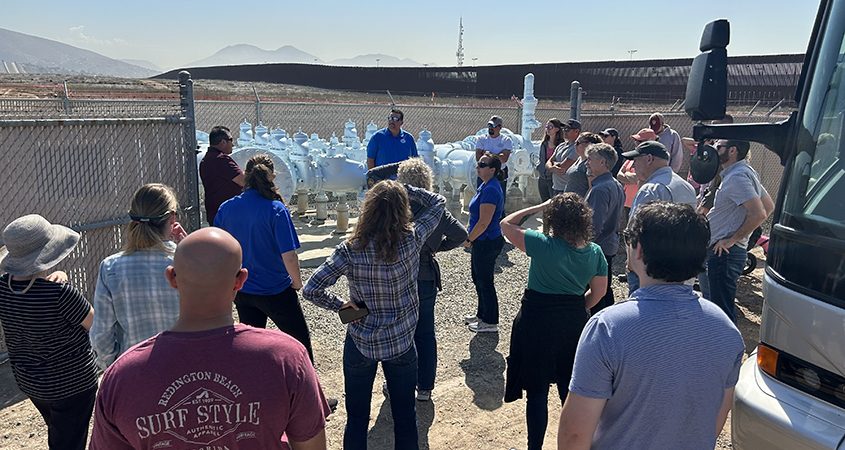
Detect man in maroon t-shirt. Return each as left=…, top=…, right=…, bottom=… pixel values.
left=200, top=126, right=245, bottom=225
left=90, top=228, right=330, bottom=450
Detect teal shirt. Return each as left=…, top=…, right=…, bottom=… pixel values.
left=524, top=229, right=607, bottom=295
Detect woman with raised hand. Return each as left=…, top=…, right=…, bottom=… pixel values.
left=303, top=179, right=446, bottom=450
left=90, top=183, right=186, bottom=369
left=463, top=152, right=506, bottom=333
left=214, top=154, right=314, bottom=361
left=500, top=193, right=608, bottom=450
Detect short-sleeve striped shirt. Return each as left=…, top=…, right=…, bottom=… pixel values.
left=0, top=275, right=98, bottom=400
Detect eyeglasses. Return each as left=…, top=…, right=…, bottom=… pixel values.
left=477, top=162, right=493, bottom=169
left=545, top=124, right=559, bottom=130
left=387, top=115, right=402, bottom=122
left=562, top=127, right=572, bottom=132
left=716, top=145, right=730, bottom=150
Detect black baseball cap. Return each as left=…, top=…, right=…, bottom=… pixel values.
left=599, top=128, right=619, bottom=138
left=622, top=140, right=670, bottom=160
left=563, top=119, right=582, bottom=130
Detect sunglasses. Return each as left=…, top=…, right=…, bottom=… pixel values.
left=545, top=124, right=559, bottom=129
left=387, top=115, right=402, bottom=122
left=477, top=162, right=493, bottom=169
left=223, top=137, right=233, bottom=142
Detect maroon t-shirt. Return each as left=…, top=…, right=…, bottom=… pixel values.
left=90, top=324, right=330, bottom=449
left=199, top=148, right=243, bottom=224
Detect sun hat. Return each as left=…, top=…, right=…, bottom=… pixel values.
left=0, top=214, right=80, bottom=276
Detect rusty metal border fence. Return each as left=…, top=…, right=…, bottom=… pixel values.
left=0, top=74, right=200, bottom=354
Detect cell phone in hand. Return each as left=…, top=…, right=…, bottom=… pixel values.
left=338, top=303, right=369, bottom=324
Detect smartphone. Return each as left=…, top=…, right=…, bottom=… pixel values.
left=338, top=303, right=369, bottom=324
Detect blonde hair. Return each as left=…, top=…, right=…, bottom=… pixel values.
left=124, top=183, right=178, bottom=254
left=397, top=158, right=433, bottom=190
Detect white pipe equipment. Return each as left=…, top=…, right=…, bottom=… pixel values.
left=197, top=72, right=543, bottom=224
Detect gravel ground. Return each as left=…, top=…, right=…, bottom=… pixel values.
left=0, top=206, right=765, bottom=449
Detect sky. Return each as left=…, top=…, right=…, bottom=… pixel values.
left=2, top=0, right=818, bottom=70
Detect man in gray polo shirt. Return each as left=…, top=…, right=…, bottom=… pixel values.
left=545, top=119, right=582, bottom=194
left=584, top=143, right=624, bottom=314
left=557, top=202, right=744, bottom=450
left=623, top=141, right=697, bottom=294
left=700, top=139, right=774, bottom=322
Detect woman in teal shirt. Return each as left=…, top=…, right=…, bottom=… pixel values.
left=500, top=193, right=608, bottom=450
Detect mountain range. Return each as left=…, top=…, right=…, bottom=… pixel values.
left=0, top=27, right=426, bottom=79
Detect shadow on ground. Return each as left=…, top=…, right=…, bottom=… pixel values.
left=367, top=395, right=436, bottom=449
left=459, top=333, right=505, bottom=411
left=0, top=362, right=27, bottom=408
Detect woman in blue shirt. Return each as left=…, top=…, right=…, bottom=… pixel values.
left=463, top=153, right=506, bottom=333
left=214, top=154, right=313, bottom=361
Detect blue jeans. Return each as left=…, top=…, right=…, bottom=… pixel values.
left=700, top=244, right=746, bottom=322
left=343, top=337, right=419, bottom=450
left=415, top=279, right=437, bottom=391
left=470, top=236, right=505, bottom=324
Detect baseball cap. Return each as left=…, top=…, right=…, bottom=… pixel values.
left=599, top=128, right=619, bottom=138
left=630, top=128, right=658, bottom=142
left=563, top=119, right=582, bottom=130
left=487, top=116, right=503, bottom=128
left=622, top=140, right=670, bottom=160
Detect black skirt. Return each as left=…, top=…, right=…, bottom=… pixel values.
left=504, top=289, right=589, bottom=402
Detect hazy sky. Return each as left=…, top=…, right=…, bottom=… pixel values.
left=2, top=0, right=817, bottom=70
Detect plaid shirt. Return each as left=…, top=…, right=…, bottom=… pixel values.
left=89, top=242, right=180, bottom=369
left=303, top=186, right=446, bottom=360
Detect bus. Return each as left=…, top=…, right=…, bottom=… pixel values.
left=684, top=1, right=845, bottom=448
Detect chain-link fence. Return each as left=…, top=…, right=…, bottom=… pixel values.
left=195, top=99, right=788, bottom=201
left=0, top=79, right=198, bottom=354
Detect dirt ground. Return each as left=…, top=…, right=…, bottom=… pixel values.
left=0, top=205, right=765, bottom=448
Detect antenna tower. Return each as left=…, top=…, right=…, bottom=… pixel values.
left=456, top=17, right=465, bottom=67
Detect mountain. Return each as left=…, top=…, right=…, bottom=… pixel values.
left=329, top=54, right=423, bottom=67
left=188, top=44, right=323, bottom=67
left=0, top=27, right=156, bottom=78
left=120, top=59, right=161, bottom=72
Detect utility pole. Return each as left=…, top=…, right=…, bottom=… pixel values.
left=456, top=17, right=465, bottom=67
left=627, top=49, right=638, bottom=60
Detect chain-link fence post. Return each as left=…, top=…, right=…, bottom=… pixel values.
left=253, top=85, right=263, bottom=126
left=570, top=81, right=581, bottom=121
left=62, top=80, right=72, bottom=115
left=179, top=71, right=201, bottom=232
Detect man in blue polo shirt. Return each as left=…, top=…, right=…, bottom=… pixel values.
left=366, top=108, right=418, bottom=169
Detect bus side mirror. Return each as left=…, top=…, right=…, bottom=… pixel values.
left=685, top=20, right=730, bottom=121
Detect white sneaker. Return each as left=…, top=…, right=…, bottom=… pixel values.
left=463, top=314, right=479, bottom=324
left=468, top=320, right=498, bottom=333
left=416, top=389, right=431, bottom=401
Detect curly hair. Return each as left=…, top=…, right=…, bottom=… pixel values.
left=348, top=180, right=412, bottom=263
left=245, top=154, right=284, bottom=203
left=397, top=158, right=433, bottom=190
left=543, top=192, right=593, bottom=246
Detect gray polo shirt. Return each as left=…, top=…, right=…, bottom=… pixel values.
left=550, top=142, right=577, bottom=191
left=707, top=160, right=765, bottom=248
left=629, top=166, right=697, bottom=217
left=585, top=172, right=625, bottom=256
left=569, top=284, right=744, bottom=450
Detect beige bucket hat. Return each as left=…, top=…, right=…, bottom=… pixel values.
left=0, top=214, right=80, bottom=276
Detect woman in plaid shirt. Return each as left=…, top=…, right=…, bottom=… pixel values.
left=90, top=184, right=187, bottom=369
left=304, top=180, right=445, bottom=450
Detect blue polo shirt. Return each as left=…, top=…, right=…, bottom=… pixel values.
left=468, top=180, right=504, bottom=241
left=214, top=189, right=301, bottom=295
left=367, top=128, right=418, bottom=167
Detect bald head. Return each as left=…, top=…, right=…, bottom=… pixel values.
left=166, top=228, right=247, bottom=321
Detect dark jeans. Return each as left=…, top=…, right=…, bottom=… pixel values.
left=415, top=279, right=437, bottom=391
left=30, top=386, right=97, bottom=450
left=526, top=383, right=567, bottom=450
left=235, top=287, right=315, bottom=362
left=700, top=244, right=746, bottom=322
left=591, top=254, right=615, bottom=315
left=343, top=337, right=419, bottom=450
left=470, top=236, right=505, bottom=324
left=538, top=176, right=554, bottom=202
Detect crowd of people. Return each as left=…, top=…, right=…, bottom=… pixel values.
left=0, top=110, right=773, bottom=449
